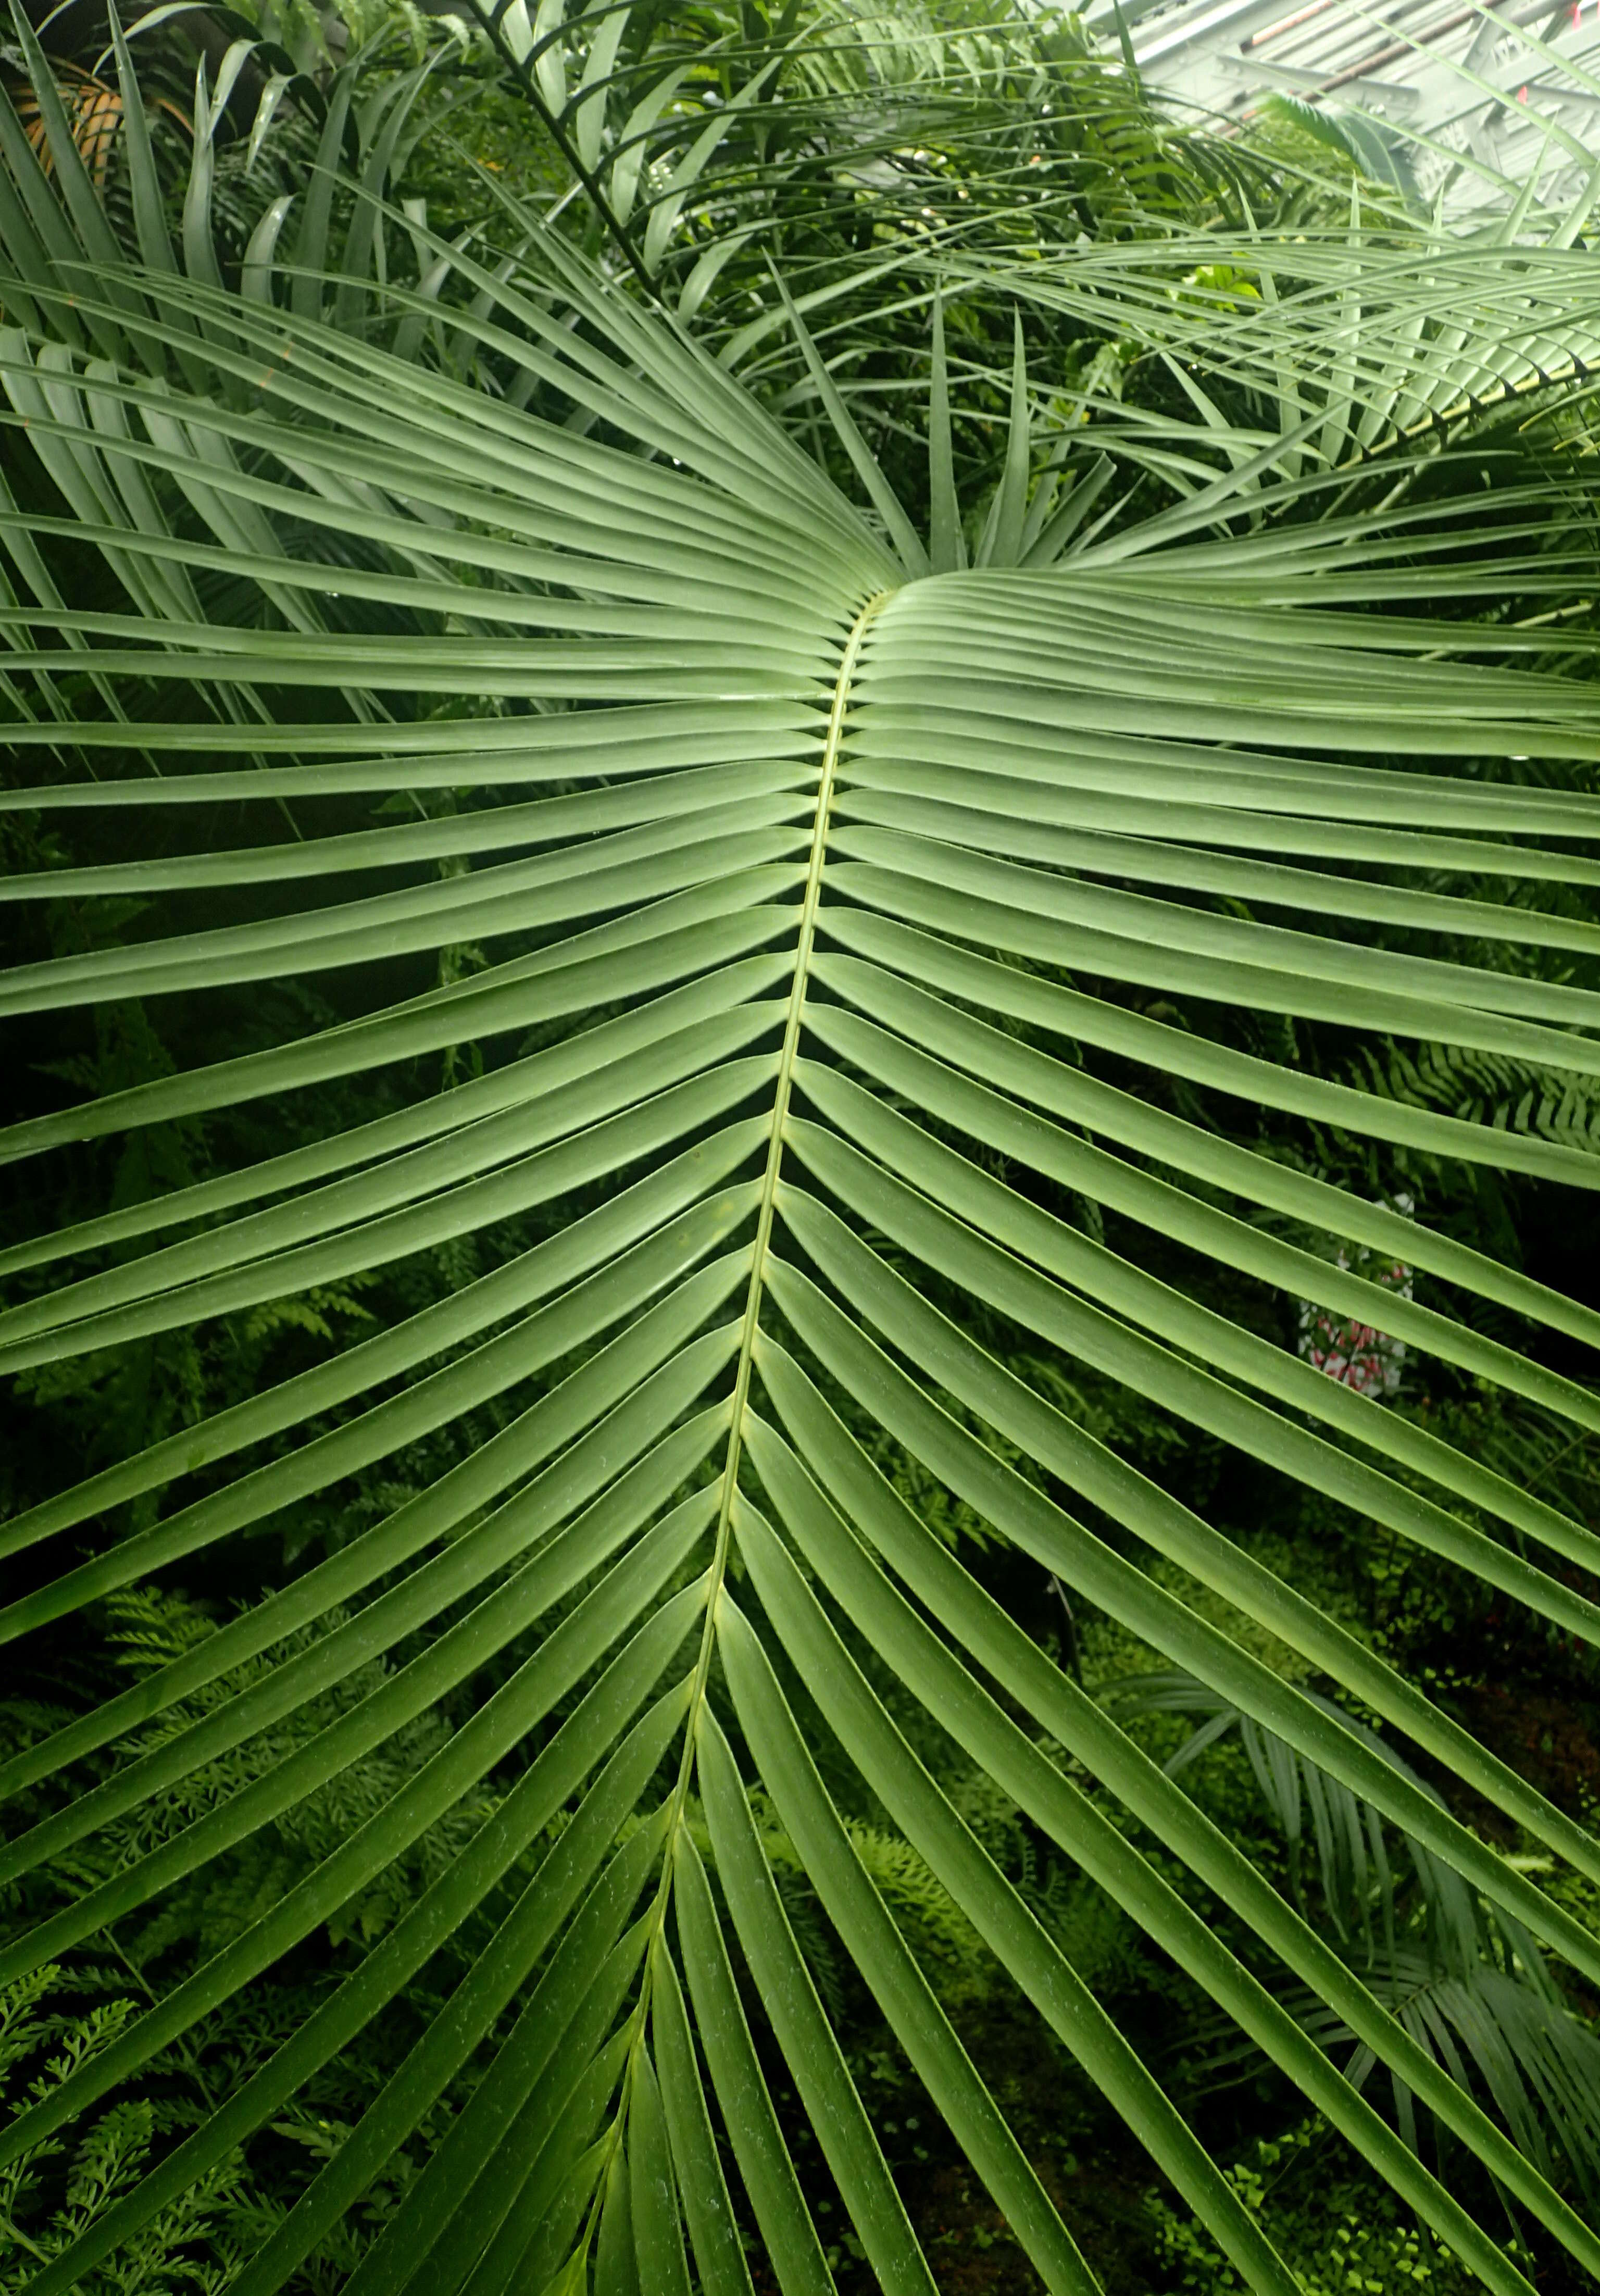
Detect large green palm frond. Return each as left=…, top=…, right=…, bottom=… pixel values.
left=5, top=81, right=1600, bottom=2296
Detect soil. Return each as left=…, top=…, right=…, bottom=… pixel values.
left=1458, top=1680, right=1600, bottom=1824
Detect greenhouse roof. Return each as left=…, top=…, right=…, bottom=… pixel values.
left=1085, top=0, right=1600, bottom=216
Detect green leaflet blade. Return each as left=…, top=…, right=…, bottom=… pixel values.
left=651, top=1949, right=759, bottom=2296
left=696, top=1703, right=937, bottom=2296
left=627, top=2047, right=693, bottom=2296
left=717, top=1567, right=1107, bottom=2296
left=742, top=1384, right=1581, bottom=2286
left=672, top=1838, right=834, bottom=2296
left=762, top=1229, right=1600, bottom=1969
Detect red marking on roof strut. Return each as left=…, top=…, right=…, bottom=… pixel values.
left=1244, top=0, right=1336, bottom=49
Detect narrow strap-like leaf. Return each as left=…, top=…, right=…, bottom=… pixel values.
left=699, top=1708, right=935, bottom=2291
left=651, top=1949, right=759, bottom=2296
left=672, top=1833, right=835, bottom=2296
left=742, top=1380, right=1590, bottom=2286
left=762, top=1232, right=1600, bottom=1964
left=628, top=2045, right=694, bottom=2296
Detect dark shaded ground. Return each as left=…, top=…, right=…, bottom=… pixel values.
left=1460, top=1681, right=1600, bottom=1829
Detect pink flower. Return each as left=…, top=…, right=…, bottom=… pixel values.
left=1296, top=1203, right=1413, bottom=1400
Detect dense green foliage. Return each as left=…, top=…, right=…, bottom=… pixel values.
left=3, top=2, right=1600, bottom=2290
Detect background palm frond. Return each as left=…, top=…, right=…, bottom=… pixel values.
left=1106, top=1666, right=1600, bottom=2210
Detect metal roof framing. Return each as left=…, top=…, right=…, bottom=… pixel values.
left=1086, top=0, right=1600, bottom=217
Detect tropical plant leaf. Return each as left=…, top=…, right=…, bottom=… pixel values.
left=4, top=64, right=1600, bottom=2296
